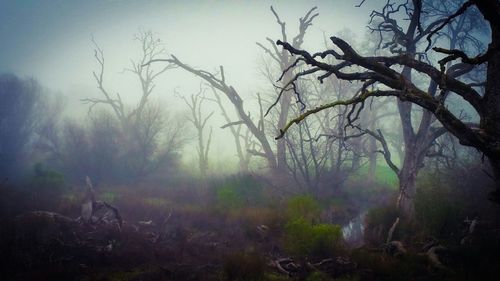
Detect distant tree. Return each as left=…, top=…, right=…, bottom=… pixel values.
left=0, top=74, right=43, bottom=180
left=82, top=30, right=184, bottom=182
left=178, top=85, right=214, bottom=179
left=210, top=86, right=255, bottom=173
left=59, top=120, right=92, bottom=181
left=144, top=6, right=320, bottom=175
left=257, top=6, right=318, bottom=172
left=146, top=57, right=277, bottom=170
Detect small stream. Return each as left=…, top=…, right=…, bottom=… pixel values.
left=341, top=212, right=366, bottom=248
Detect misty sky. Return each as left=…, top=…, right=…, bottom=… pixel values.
left=0, top=0, right=379, bottom=169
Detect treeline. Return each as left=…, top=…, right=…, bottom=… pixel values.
left=0, top=73, right=187, bottom=186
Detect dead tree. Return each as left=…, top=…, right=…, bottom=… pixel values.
left=257, top=6, right=318, bottom=171
left=84, top=30, right=174, bottom=126
left=284, top=114, right=332, bottom=194
left=80, top=176, right=122, bottom=229
left=210, top=86, right=255, bottom=173
left=144, top=56, right=278, bottom=170
left=274, top=0, right=493, bottom=219
left=178, top=85, right=214, bottom=178
left=82, top=30, right=177, bottom=180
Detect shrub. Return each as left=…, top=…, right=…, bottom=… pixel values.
left=215, top=175, right=264, bottom=211
left=217, top=185, right=245, bottom=210
left=415, top=176, right=464, bottom=237
left=283, top=218, right=343, bottom=258
left=310, top=223, right=343, bottom=256
left=286, top=194, right=321, bottom=223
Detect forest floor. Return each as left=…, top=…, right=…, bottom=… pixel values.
left=0, top=176, right=499, bottom=281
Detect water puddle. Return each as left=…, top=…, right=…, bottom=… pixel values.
left=342, top=212, right=366, bottom=248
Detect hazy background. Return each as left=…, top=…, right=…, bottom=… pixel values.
left=0, top=0, right=378, bottom=168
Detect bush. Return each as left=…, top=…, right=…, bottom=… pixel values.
left=283, top=218, right=343, bottom=258
left=215, top=175, right=264, bottom=211
left=286, top=194, right=321, bottom=223
left=310, top=224, right=343, bottom=256
left=415, top=176, right=464, bottom=237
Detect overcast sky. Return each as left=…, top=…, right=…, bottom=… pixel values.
left=0, top=0, right=377, bottom=94
left=0, top=0, right=379, bottom=169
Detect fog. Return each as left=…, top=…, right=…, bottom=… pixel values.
left=1, top=1, right=499, bottom=280
left=1, top=1, right=382, bottom=168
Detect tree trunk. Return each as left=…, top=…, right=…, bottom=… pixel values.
left=368, top=143, right=377, bottom=183
left=396, top=144, right=423, bottom=220
left=480, top=14, right=500, bottom=203
left=277, top=73, right=293, bottom=171
left=350, top=138, right=362, bottom=171
left=488, top=157, right=500, bottom=203
left=367, top=115, right=378, bottom=182
left=397, top=169, right=417, bottom=220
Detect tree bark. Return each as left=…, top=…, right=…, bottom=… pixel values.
left=478, top=4, right=500, bottom=202
left=488, top=158, right=500, bottom=202
left=277, top=74, right=292, bottom=171
left=367, top=109, right=379, bottom=183
left=397, top=147, right=419, bottom=219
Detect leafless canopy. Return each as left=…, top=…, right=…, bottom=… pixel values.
left=273, top=3, right=491, bottom=155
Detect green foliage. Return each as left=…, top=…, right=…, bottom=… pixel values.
left=415, top=175, right=464, bottom=237
left=30, top=162, right=65, bottom=191
left=283, top=218, right=343, bottom=258
left=311, top=223, right=343, bottom=256
left=223, top=251, right=266, bottom=281
left=215, top=175, right=263, bottom=211
left=217, top=185, right=245, bottom=210
left=286, top=194, right=321, bottom=223
left=283, top=195, right=342, bottom=258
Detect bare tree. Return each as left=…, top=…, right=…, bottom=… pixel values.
left=143, top=6, right=320, bottom=175
left=257, top=6, right=318, bottom=171
left=82, top=30, right=181, bottom=181
left=178, top=85, right=214, bottom=178
left=145, top=56, right=278, bottom=170
left=273, top=0, right=496, bottom=218
left=210, top=87, right=255, bottom=173
left=84, top=30, right=174, bottom=127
